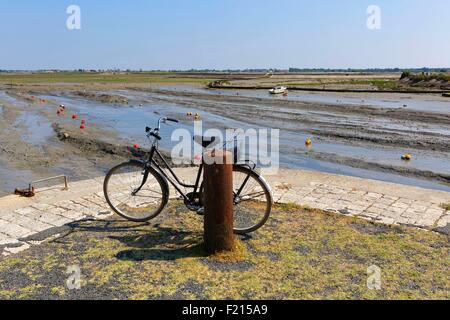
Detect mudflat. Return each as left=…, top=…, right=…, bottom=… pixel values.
left=0, top=72, right=449, bottom=196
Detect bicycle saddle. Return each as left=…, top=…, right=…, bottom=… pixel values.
left=193, top=135, right=217, bottom=148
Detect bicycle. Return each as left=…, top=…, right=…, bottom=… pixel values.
left=103, top=117, right=273, bottom=234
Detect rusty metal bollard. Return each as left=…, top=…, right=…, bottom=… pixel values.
left=203, top=150, right=234, bottom=253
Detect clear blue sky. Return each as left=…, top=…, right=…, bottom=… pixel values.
left=0, top=0, right=449, bottom=70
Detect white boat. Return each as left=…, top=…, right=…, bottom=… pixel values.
left=269, top=86, right=287, bottom=94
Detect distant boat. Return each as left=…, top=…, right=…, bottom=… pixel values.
left=269, top=86, right=287, bottom=94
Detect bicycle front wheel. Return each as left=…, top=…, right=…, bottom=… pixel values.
left=103, top=161, right=169, bottom=222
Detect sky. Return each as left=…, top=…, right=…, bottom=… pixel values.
left=0, top=0, right=449, bottom=70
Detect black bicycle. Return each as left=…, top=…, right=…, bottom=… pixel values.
left=103, top=117, right=273, bottom=234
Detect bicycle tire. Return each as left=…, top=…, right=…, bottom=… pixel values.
left=103, top=160, right=169, bottom=222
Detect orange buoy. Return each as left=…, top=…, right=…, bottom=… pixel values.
left=305, top=138, right=312, bottom=146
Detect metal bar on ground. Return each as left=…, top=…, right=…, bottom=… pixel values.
left=29, top=175, right=69, bottom=191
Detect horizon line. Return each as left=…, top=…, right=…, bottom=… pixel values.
left=1, top=67, right=449, bottom=73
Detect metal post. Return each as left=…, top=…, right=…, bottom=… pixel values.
left=203, top=150, right=234, bottom=253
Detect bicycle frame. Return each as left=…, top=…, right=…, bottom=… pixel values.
left=145, top=145, right=204, bottom=203
left=104, top=117, right=272, bottom=234
left=136, top=116, right=257, bottom=205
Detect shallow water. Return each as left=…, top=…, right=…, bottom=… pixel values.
left=0, top=91, right=29, bottom=107
left=13, top=112, right=54, bottom=145
left=159, top=85, right=450, bottom=114
left=0, top=91, right=54, bottom=146
left=0, top=161, right=38, bottom=196
left=118, top=90, right=450, bottom=175
left=37, top=92, right=450, bottom=192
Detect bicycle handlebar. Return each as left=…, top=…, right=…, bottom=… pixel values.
left=157, top=117, right=178, bottom=128
left=150, top=132, right=161, bottom=140
left=146, top=117, right=179, bottom=140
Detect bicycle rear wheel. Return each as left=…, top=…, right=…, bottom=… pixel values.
left=231, top=165, right=273, bottom=234
left=103, top=161, right=169, bottom=222
left=200, top=165, right=273, bottom=234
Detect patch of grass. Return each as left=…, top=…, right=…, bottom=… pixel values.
left=17, top=284, right=44, bottom=299
left=50, top=286, right=65, bottom=297
left=0, top=72, right=218, bottom=85
left=276, top=82, right=325, bottom=87
left=209, top=239, right=247, bottom=263
left=276, top=79, right=399, bottom=90
left=337, top=79, right=398, bottom=90
left=403, top=72, right=450, bottom=83
left=440, top=203, right=450, bottom=211
left=0, top=201, right=448, bottom=300
left=276, top=202, right=304, bottom=212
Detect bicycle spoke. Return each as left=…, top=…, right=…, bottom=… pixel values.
left=230, top=167, right=271, bottom=234
left=132, top=194, right=161, bottom=199
left=238, top=191, right=266, bottom=201
left=105, top=162, right=166, bottom=221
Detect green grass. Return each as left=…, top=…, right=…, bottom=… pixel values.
left=277, top=82, right=328, bottom=87
left=276, top=79, right=398, bottom=90
left=440, top=203, right=450, bottom=211
left=277, top=202, right=304, bottom=212
left=0, top=72, right=218, bottom=85
left=0, top=202, right=448, bottom=300
left=402, top=72, right=450, bottom=83
left=337, top=79, right=398, bottom=90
